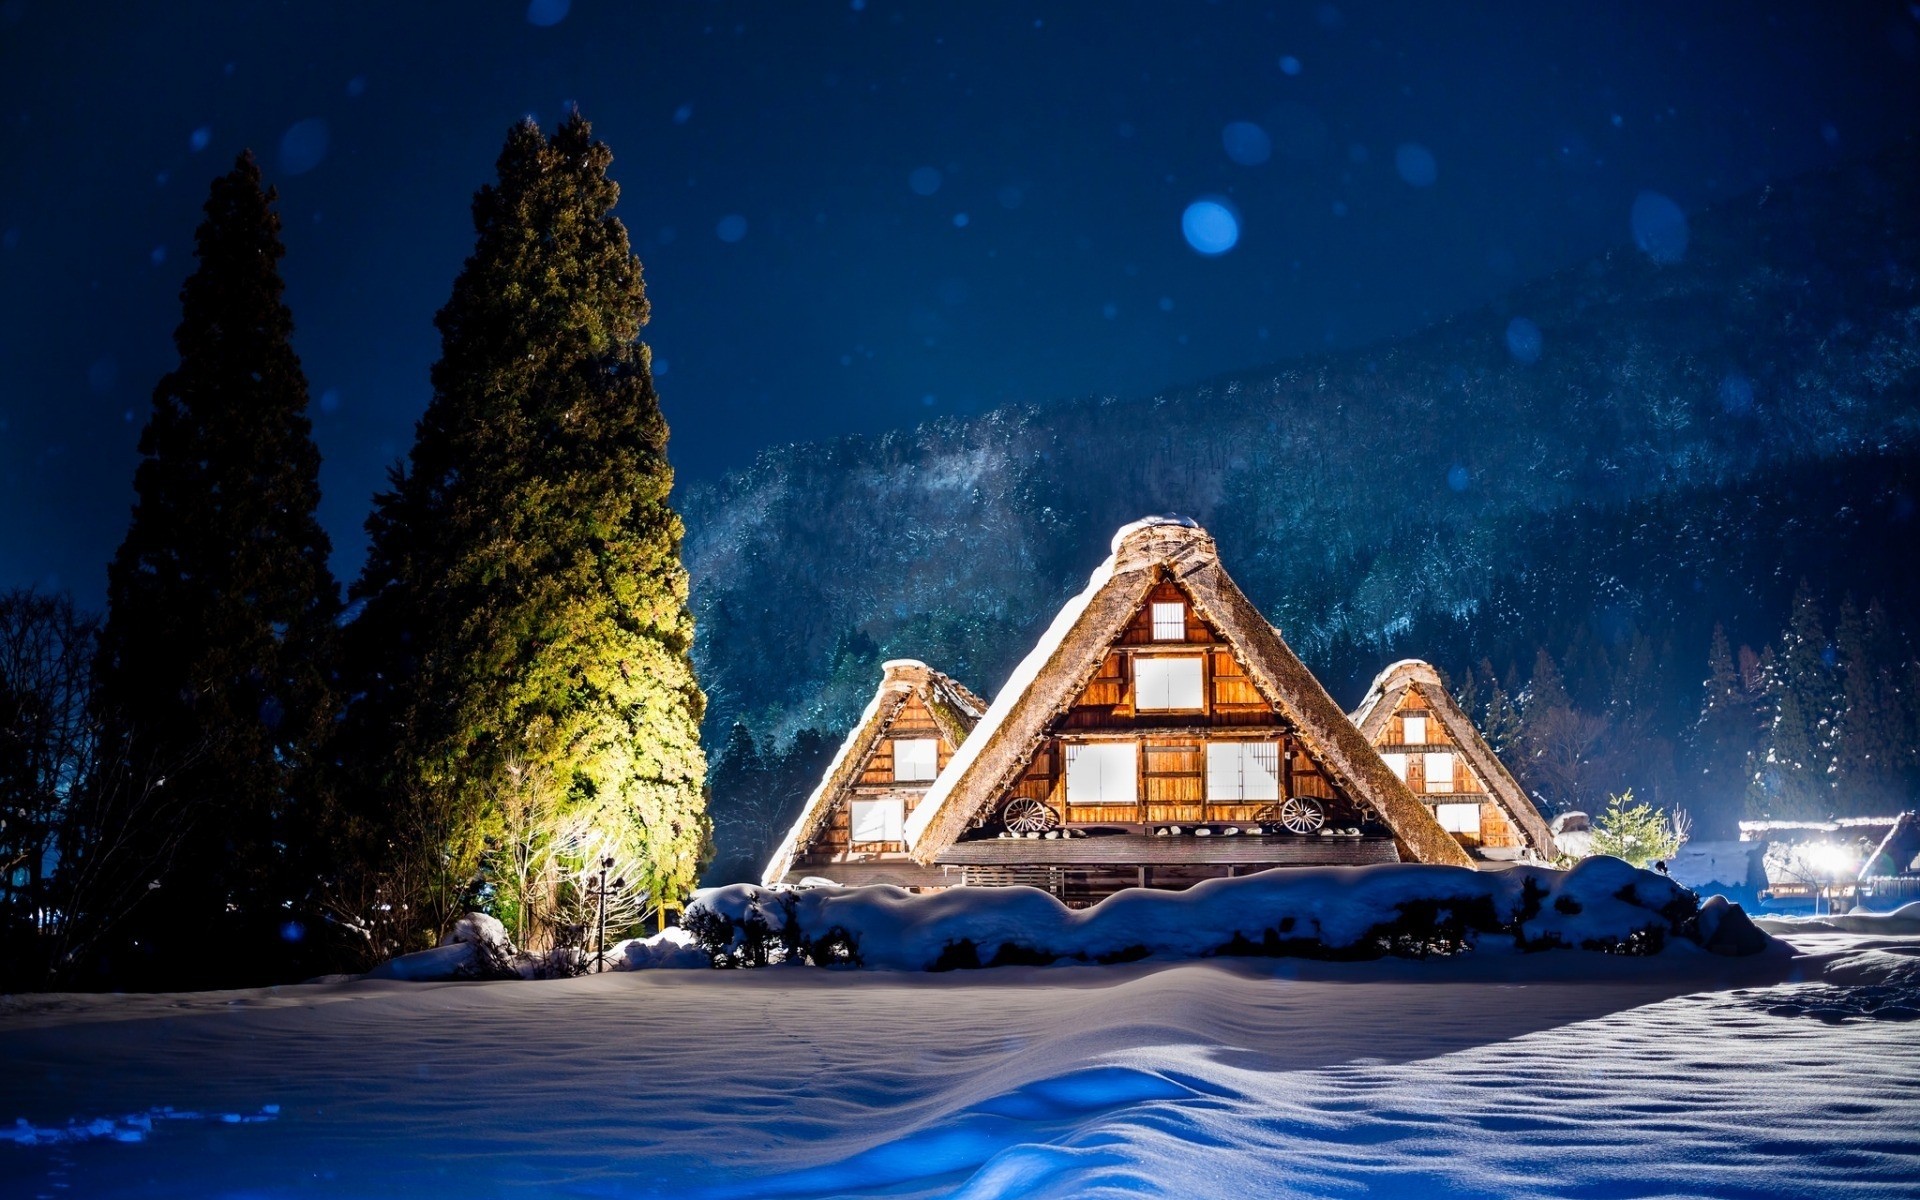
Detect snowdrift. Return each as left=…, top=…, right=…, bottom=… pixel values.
left=686, top=857, right=1772, bottom=970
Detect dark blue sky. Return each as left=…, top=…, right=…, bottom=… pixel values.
left=2, top=1, right=1916, bottom=605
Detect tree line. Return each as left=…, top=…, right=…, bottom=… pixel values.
left=0, top=113, right=707, bottom=991
left=1449, top=581, right=1919, bottom=835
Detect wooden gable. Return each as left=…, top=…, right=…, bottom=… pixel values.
left=1350, top=659, right=1556, bottom=860
left=965, top=572, right=1378, bottom=833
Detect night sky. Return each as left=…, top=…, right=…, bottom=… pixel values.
left=2, top=2, right=1917, bottom=606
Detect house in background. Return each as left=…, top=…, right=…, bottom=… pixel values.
left=1349, top=659, right=1557, bottom=862
left=760, top=659, right=986, bottom=889
left=899, top=517, right=1471, bottom=904
left=1738, top=813, right=1920, bottom=910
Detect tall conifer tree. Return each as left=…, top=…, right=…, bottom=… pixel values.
left=96, top=153, right=339, bottom=983
left=349, top=113, right=707, bottom=945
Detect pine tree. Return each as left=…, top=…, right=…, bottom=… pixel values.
left=1692, top=623, right=1756, bottom=824
left=1834, top=597, right=1910, bottom=812
left=1746, top=582, right=1839, bottom=820
left=94, top=153, right=339, bottom=985
left=348, top=113, right=707, bottom=947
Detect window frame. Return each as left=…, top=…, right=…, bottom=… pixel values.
left=1150, top=601, right=1186, bottom=642
left=1064, top=741, right=1138, bottom=805
left=1133, top=654, right=1205, bottom=711
left=849, top=797, right=906, bottom=843
left=1422, top=751, right=1456, bottom=793
left=1206, top=740, right=1282, bottom=802
left=892, top=737, right=939, bottom=783
left=1400, top=713, right=1428, bottom=745
left=1433, top=801, right=1480, bottom=835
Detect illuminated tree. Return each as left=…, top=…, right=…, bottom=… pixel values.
left=348, top=113, right=707, bottom=946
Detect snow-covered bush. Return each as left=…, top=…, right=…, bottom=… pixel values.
left=685, top=858, right=1765, bottom=971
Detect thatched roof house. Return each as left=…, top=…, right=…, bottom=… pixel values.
left=901, top=517, right=1471, bottom=900
left=760, top=659, right=986, bottom=888
left=1349, top=659, right=1557, bottom=861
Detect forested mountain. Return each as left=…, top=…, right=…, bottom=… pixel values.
left=683, top=144, right=1920, bottom=868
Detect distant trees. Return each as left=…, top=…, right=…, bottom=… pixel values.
left=92, top=153, right=340, bottom=987
left=343, top=112, right=708, bottom=954
left=1738, top=584, right=1917, bottom=822
left=705, top=723, right=839, bottom=883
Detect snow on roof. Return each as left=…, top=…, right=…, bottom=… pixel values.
left=1349, top=658, right=1557, bottom=860
left=761, top=660, right=985, bottom=887
left=904, top=518, right=1472, bottom=867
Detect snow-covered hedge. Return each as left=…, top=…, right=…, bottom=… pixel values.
left=684, top=858, right=1771, bottom=970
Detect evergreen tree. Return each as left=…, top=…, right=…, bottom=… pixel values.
left=94, top=153, right=339, bottom=985
left=348, top=113, right=707, bottom=947
left=1747, top=582, right=1838, bottom=820
left=1589, top=790, right=1686, bottom=868
left=1691, top=623, right=1756, bottom=825
left=1833, top=597, right=1912, bottom=811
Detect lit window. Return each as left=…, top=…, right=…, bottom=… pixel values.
left=893, top=738, right=938, bottom=783
left=850, top=798, right=905, bottom=842
left=1135, top=656, right=1204, bottom=710
left=1423, top=751, right=1455, bottom=793
left=1381, top=752, right=1409, bottom=782
left=1151, top=601, right=1186, bottom=641
left=1434, top=802, right=1480, bottom=835
left=1207, top=741, right=1281, bottom=801
left=1401, top=713, right=1427, bottom=745
left=1065, top=742, right=1137, bottom=805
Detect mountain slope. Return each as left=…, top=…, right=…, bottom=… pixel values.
left=681, top=145, right=1920, bottom=768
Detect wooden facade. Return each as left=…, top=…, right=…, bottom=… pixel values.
left=760, top=660, right=985, bottom=889
left=903, top=517, right=1472, bottom=903
left=1349, top=660, right=1556, bottom=862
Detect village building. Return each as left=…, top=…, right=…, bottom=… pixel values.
left=898, top=517, right=1472, bottom=904
left=760, top=659, right=987, bottom=889
left=1737, top=813, right=1920, bottom=910
left=1349, top=659, right=1557, bottom=862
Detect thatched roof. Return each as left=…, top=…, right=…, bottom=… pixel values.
left=759, top=659, right=986, bottom=887
left=903, top=517, right=1473, bottom=867
left=1350, top=658, right=1558, bottom=859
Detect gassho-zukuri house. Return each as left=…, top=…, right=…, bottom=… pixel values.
left=762, top=516, right=1559, bottom=904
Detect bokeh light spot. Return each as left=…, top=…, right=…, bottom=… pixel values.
left=345, top=76, right=367, bottom=98
left=1447, top=464, right=1471, bottom=492
left=1394, top=142, right=1437, bottom=187
left=673, top=103, right=693, bottom=125
left=149, top=245, right=166, bottom=266
left=952, top=212, right=969, bottom=228
left=526, top=0, right=570, bottom=27
left=1719, top=371, right=1754, bottom=416
left=715, top=214, right=748, bottom=243
left=1180, top=197, right=1240, bottom=255
left=87, top=357, right=117, bottom=394
left=908, top=166, right=943, bottom=196
left=1631, top=191, right=1689, bottom=264
left=1505, top=316, right=1543, bottom=364
left=1280, top=55, right=1302, bottom=76
left=278, top=118, right=330, bottom=175
left=189, top=126, right=211, bottom=152
left=318, top=388, right=341, bottom=414
left=1222, top=121, right=1271, bottom=166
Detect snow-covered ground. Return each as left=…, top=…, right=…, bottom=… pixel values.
left=4, top=928, right=1917, bottom=1199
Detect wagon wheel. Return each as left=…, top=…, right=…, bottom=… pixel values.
left=1277, top=796, right=1326, bottom=835
left=1001, top=797, right=1059, bottom=834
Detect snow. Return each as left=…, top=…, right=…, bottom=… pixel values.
left=3, top=922, right=1915, bottom=1197
left=1755, top=901, right=1920, bottom=937
left=611, top=926, right=709, bottom=970
left=1669, top=838, right=1763, bottom=892
left=692, top=858, right=1740, bottom=971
